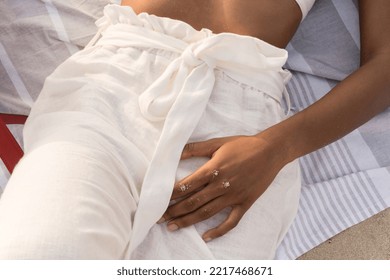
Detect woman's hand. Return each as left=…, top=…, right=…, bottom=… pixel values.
left=158, top=134, right=286, bottom=242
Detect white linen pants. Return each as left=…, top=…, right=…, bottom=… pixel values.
left=0, top=5, right=301, bottom=259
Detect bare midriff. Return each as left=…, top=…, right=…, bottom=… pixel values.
left=120, top=0, right=302, bottom=48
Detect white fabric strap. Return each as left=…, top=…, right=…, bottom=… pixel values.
left=295, top=0, right=316, bottom=20
left=92, top=5, right=292, bottom=252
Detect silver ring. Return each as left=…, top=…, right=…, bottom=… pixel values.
left=222, top=181, right=231, bottom=189
left=179, top=183, right=191, bottom=192
left=212, top=169, right=220, bottom=178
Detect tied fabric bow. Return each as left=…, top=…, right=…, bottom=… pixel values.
left=138, top=41, right=217, bottom=122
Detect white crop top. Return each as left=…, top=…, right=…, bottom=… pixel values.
left=295, top=0, right=316, bottom=20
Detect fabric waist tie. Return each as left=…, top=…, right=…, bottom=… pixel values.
left=89, top=5, right=292, bottom=253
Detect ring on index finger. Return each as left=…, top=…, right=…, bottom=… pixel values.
left=179, top=183, right=191, bottom=192
left=211, top=169, right=220, bottom=179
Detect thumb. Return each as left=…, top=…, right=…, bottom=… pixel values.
left=181, top=136, right=239, bottom=160
left=181, top=139, right=222, bottom=160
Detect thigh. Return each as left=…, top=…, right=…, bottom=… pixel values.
left=0, top=141, right=139, bottom=259
left=0, top=44, right=170, bottom=259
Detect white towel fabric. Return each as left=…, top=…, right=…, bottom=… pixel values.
left=0, top=5, right=301, bottom=259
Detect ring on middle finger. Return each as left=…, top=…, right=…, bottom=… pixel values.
left=222, top=180, right=231, bottom=189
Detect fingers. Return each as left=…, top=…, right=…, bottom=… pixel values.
left=202, top=206, right=245, bottom=242
left=163, top=202, right=245, bottom=243
left=160, top=177, right=243, bottom=241
left=164, top=197, right=231, bottom=236
left=175, top=136, right=238, bottom=200
left=171, top=166, right=221, bottom=200
left=181, top=141, right=216, bottom=160
left=164, top=136, right=249, bottom=241
left=181, top=137, right=237, bottom=160
left=164, top=180, right=225, bottom=221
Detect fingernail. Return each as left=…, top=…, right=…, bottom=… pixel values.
left=157, top=217, right=165, bottom=224
left=203, top=237, right=212, bottom=242
left=167, top=223, right=179, bottom=232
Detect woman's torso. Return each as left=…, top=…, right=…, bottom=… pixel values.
left=121, top=0, right=304, bottom=48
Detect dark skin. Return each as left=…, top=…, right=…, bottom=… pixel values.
left=122, top=0, right=390, bottom=241
left=122, top=0, right=302, bottom=48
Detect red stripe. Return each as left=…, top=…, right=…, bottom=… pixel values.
left=0, top=114, right=27, bottom=173
left=0, top=113, right=27, bottom=125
